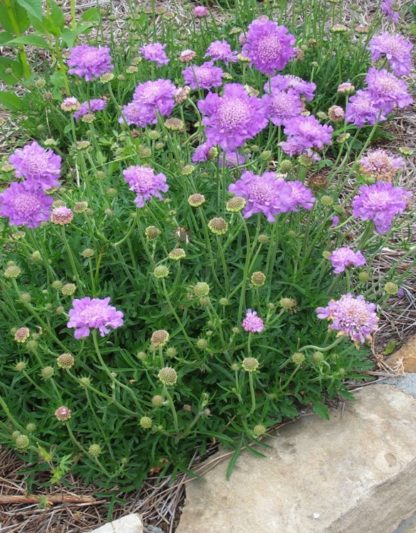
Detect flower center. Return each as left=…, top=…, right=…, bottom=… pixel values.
left=259, top=34, right=281, bottom=60
left=249, top=181, right=273, bottom=204
left=218, top=98, right=250, bottom=129
left=15, top=193, right=39, bottom=214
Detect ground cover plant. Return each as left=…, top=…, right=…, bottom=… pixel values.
left=0, top=0, right=414, bottom=494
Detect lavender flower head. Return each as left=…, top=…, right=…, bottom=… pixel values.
left=0, top=182, right=53, bottom=228
left=182, top=61, right=223, bottom=90
left=242, top=17, right=296, bottom=75
left=67, top=297, right=124, bottom=339
left=281, top=115, right=333, bottom=156
left=228, top=171, right=315, bottom=222
left=242, top=309, right=265, bottom=333
left=263, top=88, right=304, bottom=126
left=359, top=149, right=404, bottom=181
left=329, top=247, right=366, bottom=274
left=317, top=294, right=378, bottom=344
left=74, top=98, right=108, bottom=121
left=381, top=0, right=400, bottom=24
left=345, top=89, right=386, bottom=127
left=123, top=165, right=168, bottom=207
left=266, top=74, right=316, bottom=101
left=205, top=40, right=238, bottom=63
left=140, top=42, right=169, bottom=66
left=352, top=182, right=411, bottom=234
left=67, top=45, right=113, bottom=81
left=366, top=68, right=412, bottom=114
left=192, top=141, right=214, bottom=163
left=9, top=141, right=61, bottom=190
left=369, top=32, right=413, bottom=77
left=121, top=79, right=176, bottom=127
left=198, top=83, right=268, bottom=151
left=193, top=5, right=208, bottom=17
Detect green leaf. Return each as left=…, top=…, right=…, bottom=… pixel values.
left=0, top=3, right=30, bottom=33
left=80, top=7, right=101, bottom=22
left=8, top=34, right=49, bottom=48
left=0, top=91, right=24, bottom=111
left=226, top=436, right=243, bottom=480
left=0, top=57, right=24, bottom=84
left=312, top=401, right=330, bottom=420
left=15, top=0, right=43, bottom=20
left=44, top=0, right=65, bottom=35
left=0, top=31, right=13, bottom=45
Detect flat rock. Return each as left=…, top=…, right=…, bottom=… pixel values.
left=386, top=335, right=416, bottom=373
left=177, top=385, right=416, bottom=533
left=88, top=513, right=143, bottom=533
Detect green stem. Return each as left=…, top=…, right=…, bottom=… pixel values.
left=248, top=373, right=256, bottom=414
left=164, top=386, right=179, bottom=433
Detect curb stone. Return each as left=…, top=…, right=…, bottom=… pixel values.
left=88, top=513, right=143, bottom=533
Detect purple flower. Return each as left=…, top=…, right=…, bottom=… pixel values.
left=366, top=68, right=412, bottom=114
left=369, top=32, right=413, bottom=77
left=331, top=215, right=340, bottom=227
left=266, top=74, right=316, bottom=101
left=281, top=116, right=333, bottom=156
left=219, top=151, right=247, bottom=168
left=67, top=297, right=124, bottom=339
left=381, top=0, right=399, bottom=24
left=345, top=89, right=386, bottom=127
left=316, top=293, right=378, bottom=344
left=359, top=149, right=404, bottom=181
left=198, top=83, right=268, bottom=152
left=192, top=141, right=214, bottom=163
left=205, top=40, right=237, bottom=63
left=263, top=88, right=304, bottom=127
left=74, top=98, right=108, bottom=120
left=140, top=42, right=169, bottom=66
left=9, top=141, right=61, bottom=191
left=242, top=17, right=296, bottom=75
left=193, top=5, right=208, bottom=17
left=123, top=165, right=168, bottom=207
left=120, top=79, right=176, bottom=127
left=352, top=182, right=411, bottom=234
left=329, top=247, right=366, bottom=274
left=228, top=171, right=315, bottom=222
left=67, top=45, right=113, bottom=81
left=0, top=182, right=53, bottom=228
left=242, top=309, right=264, bottom=333
left=182, top=61, right=223, bottom=90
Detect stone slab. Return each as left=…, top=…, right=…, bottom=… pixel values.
left=88, top=513, right=143, bottom=533
left=386, top=335, right=416, bottom=373
left=177, top=385, right=416, bottom=533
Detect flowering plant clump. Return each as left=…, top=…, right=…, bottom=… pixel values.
left=0, top=0, right=414, bottom=491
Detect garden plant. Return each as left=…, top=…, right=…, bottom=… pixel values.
left=0, top=0, right=414, bottom=493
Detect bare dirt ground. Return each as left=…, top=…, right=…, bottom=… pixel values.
left=0, top=0, right=415, bottom=531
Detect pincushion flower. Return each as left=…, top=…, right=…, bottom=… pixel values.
left=345, top=89, right=386, bottom=127
left=205, top=40, right=238, bottom=63
left=120, top=79, right=176, bottom=127
left=381, top=0, right=399, bottom=24
left=140, top=42, right=169, bottom=66
left=0, top=182, right=53, bottom=228
left=359, top=149, right=404, bottom=181
left=263, top=88, right=304, bottom=126
left=366, top=68, right=412, bottom=114
left=198, top=83, right=268, bottom=151
left=67, top=297, right=124, bottom=339
left=316, top=294, right=378, bottom=344
left=67, top=45, right=113, bottom=81
left=123, top=165, right=169, bottom=207
left=242, top=17, right=296, bottom=75
left=352, top=182, right=411, bottom=234
left=266, top=74, right=316, bottom=101
left=192, top=141, right=214, bottom=163
left=228, top=171, right=315, bottom=222
left=369, top=32, right=413, bottom=77
left=280, top=116, right=333, bottom=156
left=242, top=309, right=264, bottom=333
left=9, top=141, right=61, bottom=190
left=182, top=61, right=223, bottom=90
left=193, top=5, right=208, bottom=17
left=329, top=247, right=366, bottom=274
left=74, top=98, right=108, bottom=121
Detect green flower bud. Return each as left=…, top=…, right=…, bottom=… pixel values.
left=253, top=424, right=266, bottom=437
left=15, top=434, right=30, bottom=449
left=139, top=416, right=153, bottom=429
left=88, top=443, right=102, bottom=457
left=158, top=367, right=177, bottom=386
left=250, top=271, right=266, bottom=287
left=153, top=265, right=170, bottom=278
left=151, top=395, right=164, bottom=407
left=384, top=282, right=399, bottom=296
left=291, top=352, right=305, bottom=365
left=242, top=357, right=259, bottom=372
left=358, top=271, right=370, bottom=283
left=208, top=217, right=228, bottom=236
left=194, top=282, right=210, bottom=297
left=41, top=366, right=54, bottom=380
left=312, top=351, right=324, bottom=363
left=196, top=338, right=208, bottom=350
